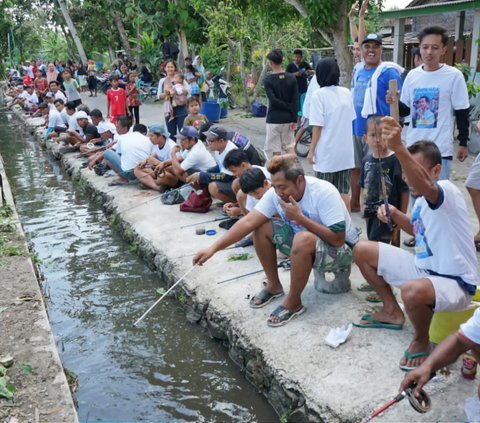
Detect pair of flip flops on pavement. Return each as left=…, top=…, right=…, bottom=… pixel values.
left=249, top=288, right=305, bottom=327
left=357, top=282, right=397, bottom=303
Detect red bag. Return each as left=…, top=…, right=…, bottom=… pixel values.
left=180, top=188, right=212, bottom=213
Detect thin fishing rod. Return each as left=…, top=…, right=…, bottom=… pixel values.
left=174, top=244, right=245, bottom=259
left=217, top=260, right=290, bottom=284
left=133, top=264, right=198, bottom=327
left=103, top=169, right=171, bottom=195
left=180, top=216, right=230, bottom=229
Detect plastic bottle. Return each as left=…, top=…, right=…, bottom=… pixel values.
left=461, top=350, right=477, bottom=380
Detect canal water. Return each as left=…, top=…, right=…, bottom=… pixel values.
left=0, top=115, right=278, bottom=422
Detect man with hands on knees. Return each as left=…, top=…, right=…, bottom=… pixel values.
left=193, top=155, right=358, bottom=328
left=353, top=117, right=478, bottom=372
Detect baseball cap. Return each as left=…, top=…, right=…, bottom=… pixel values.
left=76, top=111, right=88, bottom=119
left=202, top=124, right=227, bottom=141
left=176, top=126, right=199, bottom=140
left=38, top=102, right=49, bottom=109
left=45, top=92, right=54, bottom=98
left=148, top=122, right=170, bottom=138
left=362, top=33, right=383, bottom=45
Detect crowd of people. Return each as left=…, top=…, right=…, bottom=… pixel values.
left=5, top=2, right=480, bottom=404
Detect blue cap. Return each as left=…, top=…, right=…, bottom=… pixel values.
left=176, top=126, right=199, bottom=140
left=148, top=122, right=170, bottom=138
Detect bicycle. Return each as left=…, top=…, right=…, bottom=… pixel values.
left=139, top=81, right=158, bottom=102
left=295, top=126, right=312, bottom=157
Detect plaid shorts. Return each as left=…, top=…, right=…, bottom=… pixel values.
left=315, top=170, right=351, bottom=194
left=270, top=218, right=353, bottom=271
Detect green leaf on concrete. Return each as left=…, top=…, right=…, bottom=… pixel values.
left=110, top=262, right=120, bottom=269
left=6, top=383, right=17, bottom=393
left=0, top=307, right=9, bottom=313
left=0, top=376, right=9, bottom=387
left=0, top=385, right=13, bottom=400
left=0, top=365, right=6, bottom=377
left=21, top=362, right=32, bottom=375
left=156, top=288, right=165, bottom=295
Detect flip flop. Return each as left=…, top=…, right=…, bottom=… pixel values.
left=351, top=208, right=361, bottom=213
left=357, top=282, right=372, bottom=292
left=353, top=314, right=403, bottom=330
left=249, top=288, right=284, bottom=309
left=235, top=238, right=253, bottom=248
left=475, top=242, right=480, bottom=252
left=267, top=305, right=306, bottom=327
left=108, top=180, right=129, bottom=187
left=365, top=290, right=397, bottom=303
left=399, top=349, right=431, bottom=372
left=403, top=237, right=416, bottom=247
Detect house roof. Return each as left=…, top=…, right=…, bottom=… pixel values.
left=380, top=0, right=480, bottom=19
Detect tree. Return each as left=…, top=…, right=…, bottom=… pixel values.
left=55, top=0, right=87, bottom=63
left=112, top=10, right=135, bottom=62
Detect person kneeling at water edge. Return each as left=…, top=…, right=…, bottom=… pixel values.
left=353, top=117, right=478, bottom=371
left=193, top=155, right=358, bottom=327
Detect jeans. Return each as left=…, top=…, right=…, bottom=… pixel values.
left=166, top=112, right=187, bottom=141
left=104, top=149, right=137, bottom=181
left=440, top=158, right=451, bottom=181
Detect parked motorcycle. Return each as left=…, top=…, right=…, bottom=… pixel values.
left=212, top=67, right=236, bottom=109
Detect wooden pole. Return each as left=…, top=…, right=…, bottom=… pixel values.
left=389, top=79, right=401, bottom=248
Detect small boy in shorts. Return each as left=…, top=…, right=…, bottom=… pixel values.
left=106, top=74, right=129, bottom=124
left=357, top=115, right=409, bottom=301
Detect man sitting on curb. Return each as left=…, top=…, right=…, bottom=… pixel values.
left=353, top=117, right=478, bottom=371
left=63, top=111, right=100, bottom=150
left=193, top=155, right=358, bottom=327
left=37, top=102, right=65, bottom=147
left=187, top=125, right=238, bottom=203
left=133, top=123, right=178, bottom=191
left=171, top=126, right=216, bottom=183
left=104, top=116, right=153, bottom=186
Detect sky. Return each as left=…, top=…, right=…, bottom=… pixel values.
left=383, top=0, right=412, bottom=10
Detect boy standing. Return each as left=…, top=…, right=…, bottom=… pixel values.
left=263, top=48, right=299, bottom=156
left=106, top=75, right=129, bottom=124
left=62, top=69, right=82, bottom=107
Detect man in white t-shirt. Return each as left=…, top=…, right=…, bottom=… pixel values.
left=171, top=126, right=216, bottom=183
left=37, top=102, right=65, bottom=146
left=104, top=116, right=153, bottom=186
left=194, top=155, right=358, bottom=327
left=353, top=117, right=478, bottom=371
left=49, top=80, right=67, bottom=103
left=187, top=124, right=238, bottom=203
left=133, top=122, right=178, bottom=191
left=23, top=61, right=34, bottom=79
left=391, top=25, right=470, bottom=181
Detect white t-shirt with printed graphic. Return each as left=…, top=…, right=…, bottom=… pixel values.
left=245, top=166, right=271, bottom=211
left=400, top=64, right=469, bottom=157
left=153, top=138, right=177, bottom=162
left=213, top=141, right=238, bottom=176
left=411, top=180, right=478, bottom=288
left=180, top=141, right=216, bottom=172
left=254, top=176, right=358, bottom=245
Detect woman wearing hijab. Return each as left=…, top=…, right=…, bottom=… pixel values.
left=194, top=55, right=207, bottom=102
left=46, top=63, right=59, bottom=84
left=307, top=57, right=356, bottom=210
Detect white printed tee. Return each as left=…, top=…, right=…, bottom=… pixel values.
left=180, top=141, right=216, bottom=172
left=245, top=166, right=271, bottom=211
left=213, top=140, right=238, bottom=176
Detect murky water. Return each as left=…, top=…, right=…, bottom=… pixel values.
left=0, top=115, right=278, bottom=422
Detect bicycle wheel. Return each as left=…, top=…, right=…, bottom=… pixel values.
left=295, top=130, right=311, bottom=158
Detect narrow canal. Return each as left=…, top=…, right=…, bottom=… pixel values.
left=0, top=114, right=278, bottom=422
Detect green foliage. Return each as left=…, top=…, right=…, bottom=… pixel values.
left=130, top=240, right=138, bottom=252
left=455, top=63, right=480, bottom=99
left=178, top=292, right=187, bottom=303
left=156, top=287, right=166, bottom=295
left=129, top=32, right=163, bottom=73
left=20, top=362, right=32, bottom=375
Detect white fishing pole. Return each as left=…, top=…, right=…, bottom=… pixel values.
left=132, top=264, right=198, bottom=327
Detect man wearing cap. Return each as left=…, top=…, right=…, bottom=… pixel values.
left=133, top=123, right=179, bottom=191
left=103, top=116, right=153, bottom=186
left=64, top=111, right=100, bottom=150
left=187, top=124, right=238, bottom=203
left=350, top=32, right=404, bottom=213
left=22, top=85, right=39, bottom=115
left=171, top=126, right=216, bottom=184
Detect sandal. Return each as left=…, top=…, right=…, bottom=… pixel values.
left=399, top=349, right=431, bottom=372
left=475, top=242, right=480, bottom=252
left=357, top=282, right=372, bottom=292
left=108, top=180, right=129, bottom=187
left=403, top=237, right=416, bottom=247
left=365, top=290, right=397, bottom=303
left=353, top=314, right=403, bottom=330
left=267, top=305, right=306, bottom=327
left=249, top=288, right=284, bottom=309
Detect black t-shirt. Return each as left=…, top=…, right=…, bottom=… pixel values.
left=286, top=61, right=312, bottom=94
left=358, top=152, right=409, bottom=219
left=263, top=72, right=299, bottom=124
left=141, top=67, right=153, bottom=83
left=83, top=123, right=100, bottom=140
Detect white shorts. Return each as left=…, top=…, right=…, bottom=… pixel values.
left=466, top=152, right=480, bottom=190
left=378, top=243, right=473, bottom=313
left=265, top=123, right=295, bottom=153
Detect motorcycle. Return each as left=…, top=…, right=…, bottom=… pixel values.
left=96, top=73, right=110, bottom=94
left=212, top=67, right=236, bottom=109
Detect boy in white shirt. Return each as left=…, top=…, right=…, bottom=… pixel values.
left=353, top=117, right=478, bottom=372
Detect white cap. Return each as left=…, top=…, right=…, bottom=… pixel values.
left=76, top=111, right=88, bottom=119
left=97, top=121, right=113, bottom=134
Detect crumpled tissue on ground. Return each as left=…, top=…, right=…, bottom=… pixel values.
left=324, top=323, right=353, bottom=349
left=465, top=395, right=480, bottom=422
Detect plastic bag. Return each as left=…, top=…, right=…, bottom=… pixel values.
left=469, top=121, right=480, bottom=155
left=324, top=323, right=353, bottom=348
left=464, top=395, right=480, bottom=422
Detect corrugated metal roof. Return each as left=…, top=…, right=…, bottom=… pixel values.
left=403, top=0, right=474, bottom=11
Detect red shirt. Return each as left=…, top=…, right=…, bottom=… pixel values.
left=107, top=88, right=126, bottom=117
left=32, top=66, right=38, bottom=75
left=34, top=77, right=49, bottom=97
left=22, top=75, right=32, bottom=86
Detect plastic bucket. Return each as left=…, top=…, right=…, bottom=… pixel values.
left=429, top=303, right=479, bottom=344
left=200, top=101, right=221, bottom=123
left=218, top=98, right=228, bottom=119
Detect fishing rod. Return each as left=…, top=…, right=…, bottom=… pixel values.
left=217, top=259, right=290, bottom=284
left=180, top=216, right=230, bottom=229
left=361, top=373, right=435, bottom=423
left=133, top=264, right=198, bottom=327
left=103, top=168, right=175, bottom=195
left=113, top=183, right=193, bottom=217
left=174, top=244, right=247, bottom=259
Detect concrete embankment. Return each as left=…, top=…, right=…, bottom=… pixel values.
left=0, top=145, right=78, bottom=422
left=20, top=113, right=478, bottom=423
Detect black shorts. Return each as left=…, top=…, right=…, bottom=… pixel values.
left=54, top=125, right=67, bottom=134
left=212, top=181, right=236, bottom=201
left=72, top=99, right=82, bottom=107
left=366, top=216, right=392, bottom=244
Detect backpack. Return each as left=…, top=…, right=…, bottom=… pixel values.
left=180, top=188, right=212, bottom=213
